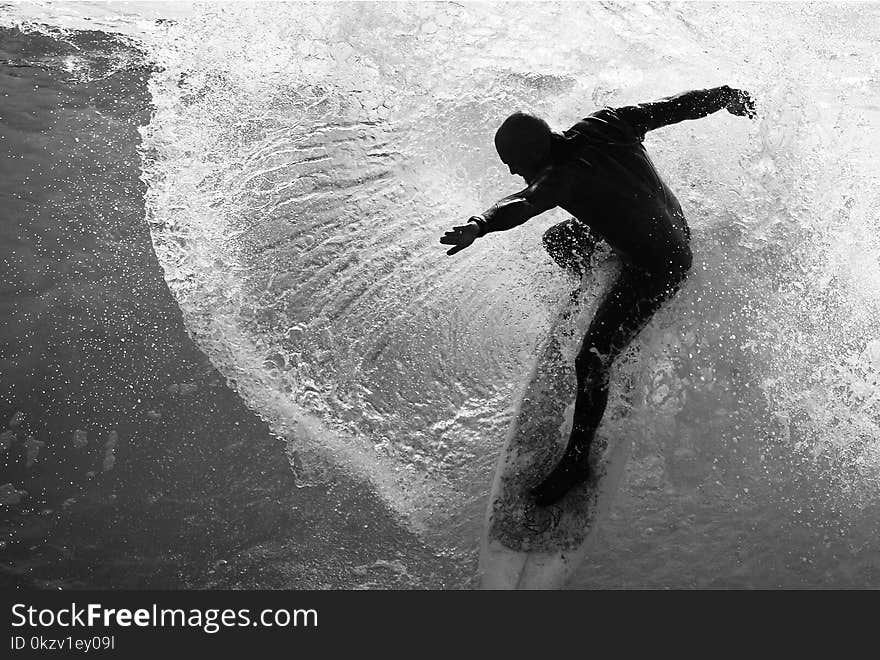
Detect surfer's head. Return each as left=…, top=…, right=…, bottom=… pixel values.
left=494, top=112, right=552, bottom=183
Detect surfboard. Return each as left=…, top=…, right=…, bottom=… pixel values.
left=479, top=281, right=633, bottom=590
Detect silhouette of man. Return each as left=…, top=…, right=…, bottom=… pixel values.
left=441, top=86, right=756, bottom=506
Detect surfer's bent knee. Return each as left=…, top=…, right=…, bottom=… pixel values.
left=651, top=247, right=692, bottom=297
left=542, top=219, right=592, bottom=274
left=542, top=222, right=571, bottom=267
left=541, top=223, right=563, bottom=252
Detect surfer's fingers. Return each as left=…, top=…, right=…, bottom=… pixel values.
left=441, top=224, right=475, bottom=245
left=446, top=244, right=466, bottom=256
left=735, top=90, right=757, bottom=119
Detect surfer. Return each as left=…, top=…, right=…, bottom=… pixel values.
left=440, top=86, right=756, bottom=506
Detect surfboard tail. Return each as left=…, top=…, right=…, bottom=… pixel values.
left=479, top=435, right=632, bottom=589
left=479, top=276, right=633, bottom=590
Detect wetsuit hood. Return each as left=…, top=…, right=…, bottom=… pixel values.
left=494, top=112, right=552, bottom=171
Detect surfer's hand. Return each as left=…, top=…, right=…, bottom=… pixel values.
left=440, top=221, right=481, bottom=256
left=726, top=88, right=757, bottom=119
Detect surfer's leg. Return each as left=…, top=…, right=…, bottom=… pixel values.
left=542, top=218, right=598, bottom=279
left=531, top=268, right=686, bottom=506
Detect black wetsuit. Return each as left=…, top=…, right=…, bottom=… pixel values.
left=537, top=102, right=696, bottom=423
left=476, top=89, right=739, bottom=505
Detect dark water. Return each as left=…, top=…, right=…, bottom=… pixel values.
left=0, top=26, right=464, bottom=589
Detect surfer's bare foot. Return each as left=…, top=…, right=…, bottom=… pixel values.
left=530, top=445, right=592, bottom=507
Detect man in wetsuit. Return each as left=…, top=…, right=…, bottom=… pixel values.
left=440, top=85, right=756, bottom=506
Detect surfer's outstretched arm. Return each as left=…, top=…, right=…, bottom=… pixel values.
left=440, top=172, right=560, bottom=255
left=474, top=185, right=557, bottom=233
left=616, top=85, right=757, bottom=134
